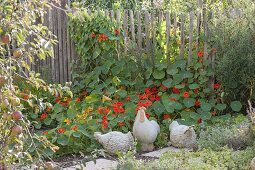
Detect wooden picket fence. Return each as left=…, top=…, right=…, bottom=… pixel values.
left=35, top=0, right=215, bottom=84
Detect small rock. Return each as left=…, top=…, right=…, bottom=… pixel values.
left=251, top=157, right=255, bottom=170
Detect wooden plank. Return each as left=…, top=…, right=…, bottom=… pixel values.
left=196, top=0, right=203, bottom=52
left=116, top=10, right=121, bottom=56
left=56, top=8, right=61, bottom=83
left=105, top=10, right=109, bottom=17
left=53, top=8, right=58, bottom=82
left=62, top=9, right=68, bottom=83
left=151, top=11, right=156, bottom=65
left=66, top=12, right=71, bottom=82
left=110, top=10, right=114, bottom=21
left=188, top=11, right=194, bottom=65
left=166, top=11, right=171, bottom=64
left=129, top=10, right=135, bottom=42
left=203, top=4, right=208, bottom=64
left=137, top=11, right=142, bottom=51
left=123, top=10, right=128, bottom=53
left=180, top=14, right=185, bottom=59
left=144, top=11, right=150, bottom=55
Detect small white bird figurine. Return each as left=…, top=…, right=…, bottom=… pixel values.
left=133, top=107, right=160, bottom=151
left=94, top=131, right=134, bottom=155
left=169, top=121, right=197, bottom=149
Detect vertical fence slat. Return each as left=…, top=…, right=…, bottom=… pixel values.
left=180, top=14, right=185, bottom=59
left=203, top=5, right=208, bottom=64
left=137, top=11, right=142, bottom=52
left=166, top=11, right=171, bottom=64
left=196, top=0, right=203, bottom=52
left=151, top=11, right=156, bottom=65
left=58, top=8, right=63, bottom=83
left=62, top=10, right=68, bottom=83
left=144, top=11, right=150, bottom=55
left=188, top=11, right=194, bottom=65
left=123, top=10, right=129, bottom=54
left=110, top=10, right=114, bottom=21
left=116, top=10, right=121, bottom=56
left=129, top=10, right=135, bottom=42
left=53, top=8, right=58, bottom=83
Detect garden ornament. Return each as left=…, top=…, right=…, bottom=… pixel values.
left=94, top=131, right=134, bottom=155
left=133, top=107, right=160, bottom=151
left=169, top=121, right=197, bottom=149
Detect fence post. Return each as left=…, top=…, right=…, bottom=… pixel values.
left=180, top=14, right=185, bottom=59
left=166, top=11, right=171, bottom=64
left=188, top=11, right=194, bottom=65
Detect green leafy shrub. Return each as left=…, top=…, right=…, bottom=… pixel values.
left=212, top=0, right=255, bottom=105
left=117, top=146, right=255, bottom=170
left=198, top=115, right=254, bottom=151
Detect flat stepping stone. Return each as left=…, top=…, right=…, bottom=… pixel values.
left=141, top=146, right=183, bottom=158
left=64, top=158, right=118, bottom=170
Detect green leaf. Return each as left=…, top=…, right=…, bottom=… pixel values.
left=67, top=108, right=77, bottom=119
left=73, top=132, right=81, bottom=138
left=85, top=94, right=99, bottom=103
left=183, top=98, right=195, bottom=108
left=201, top=112, right=212, bottom=120
left=167, top=67, right=178, bottom=75
left=215, top=104, right=227, bottom=111
left=92, top=47, right=101, bottom=59
left=152, top=101, right=165, bottom=114
left=201, top=102, right=212, bottom=112
left=153, top=70, right=165, bottom=79
left=162, top=78, right=173, bottom=88
left=118, top=90, right=127, bottom=98
left=189, top=83, right=199, bottom=89
left=230, top=101, right=242, bottom=112
left=53, top=104, right=63, bottom=114
left=57, top=135, right=69, bottom=146
left=173, top=102, right=183, bottom=110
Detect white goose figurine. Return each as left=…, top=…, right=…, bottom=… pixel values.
left=133, top=107, right=160, bottom=151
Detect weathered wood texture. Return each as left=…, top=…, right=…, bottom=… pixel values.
left=35, top=3, right=213, bottom=83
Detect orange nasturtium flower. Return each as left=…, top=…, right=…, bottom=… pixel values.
left=71, top=125, right=78, bottom=131
left=57, top=128, right=65, bottom=134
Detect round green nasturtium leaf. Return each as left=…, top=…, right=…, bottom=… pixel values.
left=152, top=101, right=165, bottom=114
left=118, top=90, right=127, bottom=98
left=201, top=102, right=212, bottom=112
left=173, top=74, right=184, bottom=85
left=201, top=111, right=212, bottom=120
left=215, top=103, right=227, bottom=111
left=174, top=60, right=187, bottom=69
left=167, top=67, right=178, bottom=75
left=72, top=132, right=81, bottom=138
left=57, top=135, right=69, bottom=146
left=230, top=101, right=242, bottom=112
left=183, top=98, right=195, bottom=108
left=153, top=70, right=165, bottom=79
left=173, top=102, right=183, bottom=110
left=189, top=83, right=199, bottom=89
left=162, top=78, right=173, bottom=88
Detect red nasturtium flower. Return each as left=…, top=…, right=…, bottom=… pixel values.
left=194, top=88, right=199, bottom=94
left=214, top=83, right=221, bottom=89
left=163, top=114, right=171, bottom=120
left=57, top=128, right=65, bottom=134
left=172, top=87, right=180, bottom=94
left=114, top=29, right=120, bottom=35
left=102, top=116, right=108, bottom=129
left=97, top=107, right=104, bottom=114
left=103, top=107, right=110, bottom=114
left=98, top=33, right=108, bottom=42
left=197, top=51, right=203, bottom=57
left=197, top=118, right=202, bottom=124
left=125, top=96, right=130, bottom=101
left=117, top=102, right=123, bottom=107
left=183, top=92, right=190, bottom=98
left=118, top=121, right=125, bottom=127
left=39, top=112, right=47, bottom=121
left=195, top=100, right=201, bottom=107
left=71, top=125, right=78, bottom=131
left=76, top=98, right=81, bottom=104
left=42, top=131, right=48, bottom=135
left=90, top=33, right=96, bottom=38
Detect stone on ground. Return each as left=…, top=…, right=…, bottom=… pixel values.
left=63, top=158, right=118, bottom=170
